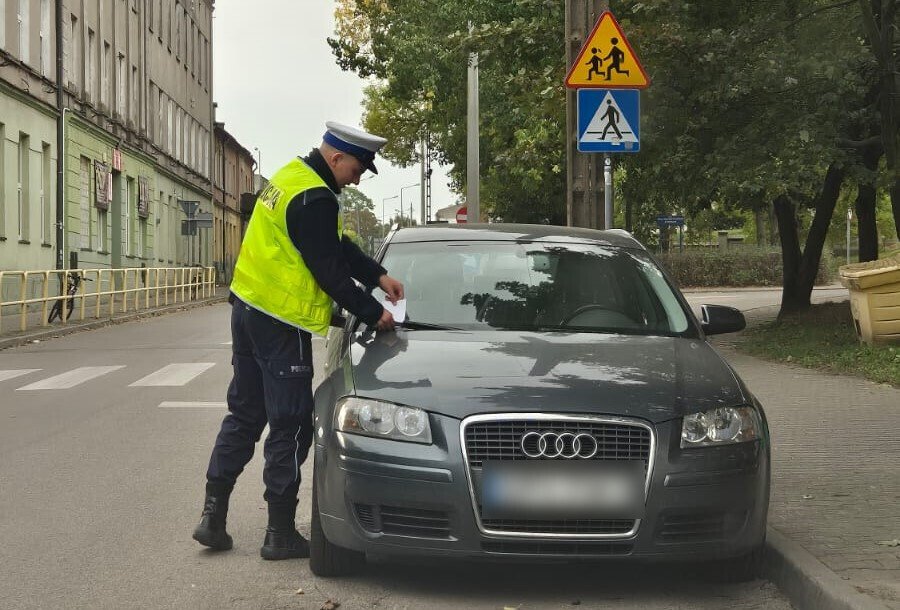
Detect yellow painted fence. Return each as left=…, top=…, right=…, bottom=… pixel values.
left=0, top=267, right=217, bottom=333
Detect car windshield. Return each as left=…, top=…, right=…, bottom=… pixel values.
left=378, top=241, right=692, bottom=336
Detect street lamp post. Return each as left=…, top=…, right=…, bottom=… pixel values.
left=253, top=147, right=262, bottom=187
left=382, top=195, right=399, bottom=237
left=400, top=183, right=420, bottom=226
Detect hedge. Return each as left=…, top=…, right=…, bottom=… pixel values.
left=655, top=249, right=834, bottom=288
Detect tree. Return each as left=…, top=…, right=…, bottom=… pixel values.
left=857, top=0, right=899, bottom=240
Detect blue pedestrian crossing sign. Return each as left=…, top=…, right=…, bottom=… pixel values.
left=577, top=89, right=640, bottom=153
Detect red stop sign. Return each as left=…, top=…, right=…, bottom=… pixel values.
left=456, top=206, right=468, bottom=223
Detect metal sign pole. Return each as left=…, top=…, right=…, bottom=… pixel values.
left=604, top=155, right=613, bottom=229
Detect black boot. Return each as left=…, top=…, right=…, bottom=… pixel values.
left=192, top=492, right=233, bottom=551
left=260, top=501, right=309, bottom=560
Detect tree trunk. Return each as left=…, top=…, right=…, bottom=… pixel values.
left=891, top=176, right=900, bottom=242
left=855, top=148, right=882, bottom=261
left=754, top=208, right=765, bottom=247
left=778, top=164, right=845, bottom=317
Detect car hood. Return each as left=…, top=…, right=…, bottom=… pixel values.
left=348, top=329, right=748, bottom=423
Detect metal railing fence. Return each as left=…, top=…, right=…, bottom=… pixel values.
left=0, top=266, right=216, bottom=333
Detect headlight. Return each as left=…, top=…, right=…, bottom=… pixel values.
left=680, top=406, right=761, bottom=448
left=336, top=397, right=432, bottom=444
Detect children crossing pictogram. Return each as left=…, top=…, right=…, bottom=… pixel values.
left=566, top=12, right=649, bottom=89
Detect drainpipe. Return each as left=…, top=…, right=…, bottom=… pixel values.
left=55, top=0, right=64, bottom=269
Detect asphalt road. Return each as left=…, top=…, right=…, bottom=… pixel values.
left=0, top=303, right=794, bottom=610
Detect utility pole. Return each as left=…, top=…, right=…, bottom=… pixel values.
left=467, top=22, right=480, bottom=224
left=566, top=0, right=608, bottom=228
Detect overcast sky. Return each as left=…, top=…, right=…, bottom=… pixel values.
left=211, top=2, right=458, bottom=224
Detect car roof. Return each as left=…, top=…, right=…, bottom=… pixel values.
left=388, top=223, right=646, bottom=250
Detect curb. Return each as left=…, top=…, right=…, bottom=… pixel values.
left=764, top=527, right=890, bottom=610
left=0, top=295, right=228, bottom=351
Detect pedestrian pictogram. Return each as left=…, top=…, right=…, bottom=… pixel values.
left=566, top=11, right=649, bottom=89
left=577, top=89, right=640, bottom=153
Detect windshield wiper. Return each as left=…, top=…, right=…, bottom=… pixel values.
left=395, top=320, right=460, bottom=331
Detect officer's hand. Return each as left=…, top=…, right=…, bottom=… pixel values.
left=379, top=274, right=405, bottom=305
left=376, top=308, right=396, bottom=331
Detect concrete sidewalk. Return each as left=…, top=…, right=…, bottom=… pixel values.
left=712, top=322, right=900, bottom=609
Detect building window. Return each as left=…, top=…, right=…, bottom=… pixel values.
left=0, top=122, right=5, bottom=239
left=131, top=65, right=138, bottom=124
left=175, top=3, right=181, bottom=61
left=168, top=99, right=174, bottom=153
left=139, top=214, right=146, bottom=259
left=18, top=0, right=30, bottom=64
left=66, top=15, right=79, bottom=89
left=80, top=156, right=91, bottom=250
left=40, top=142, right=50, bottom=244
left=101, top=42, right=110, bottom=108
left=87, top=28, right=96, bottom=101
left=125, top=177, right=133, bottom=256
left=17, top=133, right=29, bottom=242
left=40, top=0, right=50, bottom=75
left=116, top=52, right=126, bottom=117
left=98, top=208, right=107, bottom=252
left=157, top=190, right=165, bottom=261
left=157, top=89, right=165, bottom=146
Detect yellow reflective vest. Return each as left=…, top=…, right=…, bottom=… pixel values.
left=230, top=158, right=343, bottom=336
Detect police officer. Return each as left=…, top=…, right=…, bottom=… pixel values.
left=193, top=122, right=404, bottom=560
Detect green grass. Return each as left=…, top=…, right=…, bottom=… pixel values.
left=736, top=302, right=900, bottom=387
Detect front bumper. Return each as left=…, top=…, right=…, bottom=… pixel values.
left=315, top=412, right=769, bottom=561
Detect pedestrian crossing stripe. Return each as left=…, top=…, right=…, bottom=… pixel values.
left=129, top=363, right=216, bottom=387
left=577, top=89, right=640, bottom=153
left=0, top=369, right=41, bottom=382
left=158, top=401, right=226, bottom=408
left=565, top=11, right=650, bottom=89
left=16, top=366, right=126, bottom=390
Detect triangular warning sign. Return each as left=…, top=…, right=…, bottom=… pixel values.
left=565, top=11, right=649, bottom=89
left=580, top=92, right=638, bottom=145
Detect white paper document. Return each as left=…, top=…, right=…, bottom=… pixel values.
left=381, top=296, right=407, bottom=322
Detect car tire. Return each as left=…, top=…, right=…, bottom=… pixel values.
left=711, top=545, right=764, bottom=582
left=309, top=463, right=366, bottom=577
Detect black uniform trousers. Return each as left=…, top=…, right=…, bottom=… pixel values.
left=206, top=298, right=315, bottom=507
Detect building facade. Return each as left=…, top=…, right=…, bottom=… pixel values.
left=213, top=121, right=254, bottom=284
left=1, top=0, right=217, bottom=274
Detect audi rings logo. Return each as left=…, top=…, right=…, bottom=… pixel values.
left=520, top=431, right=599, bottom=459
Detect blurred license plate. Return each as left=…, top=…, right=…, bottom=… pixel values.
left=481, top=460, right=645, bottom=520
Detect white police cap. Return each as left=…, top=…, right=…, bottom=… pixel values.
left=323, top=121, right=388, bottom=174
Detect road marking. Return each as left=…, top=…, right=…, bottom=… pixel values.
left=0, top=369, right=41, bottom=382
left=129, top=363, right=216, bottom=387
left=17, top=366, right=125, bottom=390
left=221, top=341, right=232, bottom=346
left=158, top=401, right=227, bottom=409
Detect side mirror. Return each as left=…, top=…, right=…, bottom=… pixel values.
left=700, top=304, right=746, bottom=335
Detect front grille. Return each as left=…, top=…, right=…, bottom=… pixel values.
left=464, top=419, right=651, bottom=468
left=482, top=540, right=633, bottom=556
left=462, top=415, right=654, bottom=538
left=481, top=518, right=635, bottom=535
left=657, top=511, right=748, bottom=543
left=353, top=504, right=451, bottom=539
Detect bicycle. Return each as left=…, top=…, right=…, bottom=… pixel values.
left=48, top=272, right=92, bottom=323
